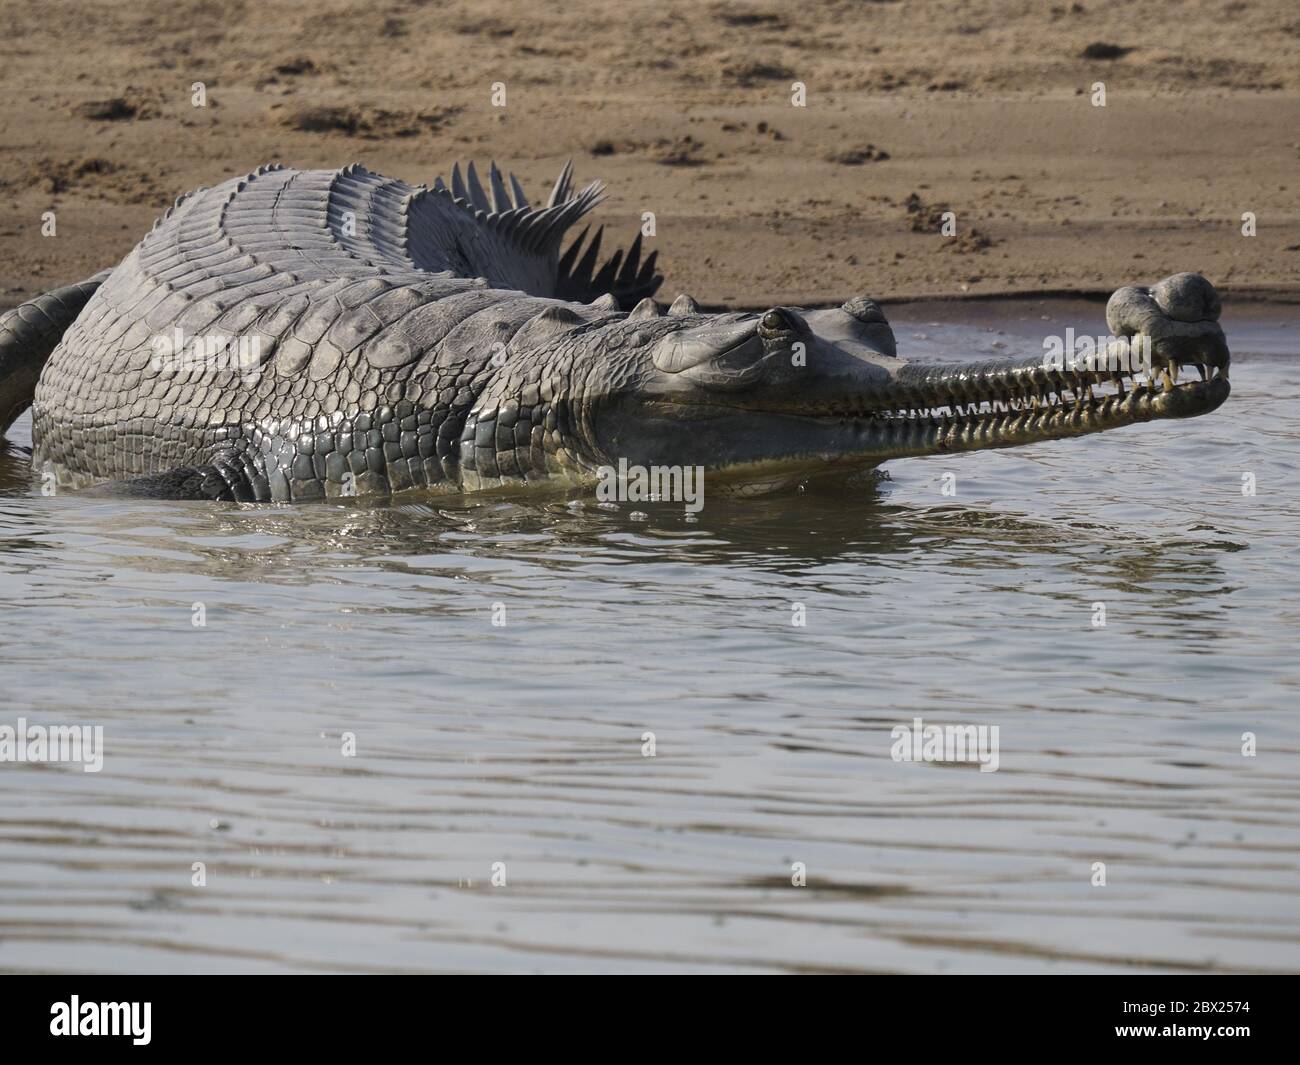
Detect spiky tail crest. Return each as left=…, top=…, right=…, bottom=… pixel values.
left=556, top=225, right=661, bottom=309
left=414, top=160, right=662, bottom=307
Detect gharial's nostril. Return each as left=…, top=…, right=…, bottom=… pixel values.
left=1152, top=272, right=1221, bottom=323
left=842, top=295, right=887, bottom=325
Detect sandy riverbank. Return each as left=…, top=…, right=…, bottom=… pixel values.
left=1, top=0, right=1296, bottom=309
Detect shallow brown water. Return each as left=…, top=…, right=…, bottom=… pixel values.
left=1, top=301, right=1297, bottom=973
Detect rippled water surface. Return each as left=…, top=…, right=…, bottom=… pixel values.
left=1, top=301, right=1297, bottom=973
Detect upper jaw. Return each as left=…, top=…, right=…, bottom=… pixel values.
left=879, top=340, right=1229, bottom=427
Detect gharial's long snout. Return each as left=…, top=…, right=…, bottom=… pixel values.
left=838, top=272, right=1231, bottom=458
left=598, top=273, right=1231, bottom=477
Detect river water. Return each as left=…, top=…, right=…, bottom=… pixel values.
left=1, top=300, right=1297, bottom=973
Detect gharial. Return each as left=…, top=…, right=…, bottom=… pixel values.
left=0, top=161, right=1230, bottom=501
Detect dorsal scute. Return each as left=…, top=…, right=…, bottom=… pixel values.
left=419, top=159, right=604, bottom=258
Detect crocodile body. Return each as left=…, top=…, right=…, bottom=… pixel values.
left=3, top=161, right=1231, bottom=501
left=26, top=162, right=662, bottom=500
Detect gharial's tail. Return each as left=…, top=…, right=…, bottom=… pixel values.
left=0, top=269, right=110, bottom=434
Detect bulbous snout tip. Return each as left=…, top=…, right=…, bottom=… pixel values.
left=1107, top=272, right=1222, bottom=331
left=1106, top=272, right=1229, bottom=376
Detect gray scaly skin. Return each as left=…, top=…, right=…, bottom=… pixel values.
left=0, top=161, right=1230, bottom=501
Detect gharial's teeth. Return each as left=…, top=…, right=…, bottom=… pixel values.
left=1197, top=364, right=1207, bottom=381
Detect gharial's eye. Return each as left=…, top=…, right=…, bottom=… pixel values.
left=758, top=308, right=798, bottom=337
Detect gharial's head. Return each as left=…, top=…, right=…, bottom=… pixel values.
left=459, top=272, right=1230, bottom=491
